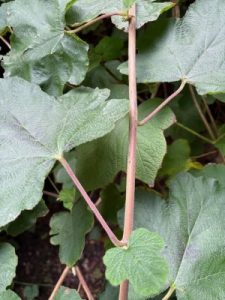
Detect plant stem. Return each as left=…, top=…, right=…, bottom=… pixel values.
left=189, top=85, right=216, bottom=140
left=48, top=176, right=60, bottom=194
left=59, top=157, right=125, bottom=247
left=0, top=35, right=11, bottom=49
left=202, top=96, right=218, bottom=137
left=176, top=122, right=214, bottom=144
left=138, top=80, right=186, bottom=126
left=43, top=191, right=58, bottom=198
left=66, top=12, right=127, bottom=34
left=49, top=266, right=70, bottom=300
left=119, top=5, right=137, bottom=300
left=73, top=267, right=94, bottom=300
left=162, top=286, right=176, bottom=300
left=172, top=0, right=180, bottom=18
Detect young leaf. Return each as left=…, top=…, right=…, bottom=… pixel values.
left=120, top=0, right=225, bottom=95
left=2, top=0, right=88, bottom=96
left=0, top=243, right=18, bottom=292
left=67, top=0, right=174, bottom=30
left=0, top=77, right=128, bottom=227
left=5, top=200, right=48, bottom=237
left=74, top=99, right=174, bottom=190
left=50, top=200, right=94, bottom=266
left=55, top=287, right=82, bottom=300
left=131, top=173, right=225, bottom=299
left=0, top=290, right=21, bottom=300
left=103, top=228, right=168, bottom=297
left=58, top=188, right=76, bottom=211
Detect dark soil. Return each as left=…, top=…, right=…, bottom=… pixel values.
left=13, top=214, right=105, bottom=300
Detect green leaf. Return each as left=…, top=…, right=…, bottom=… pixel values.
left=120, top=0, right=225, bottom=95
left=103, top=228, right=168, bottom=297
left=75, top=98, right=174, bottom=190
left=5, top=200, right=48, bottom=237
left=0, top=290, right=21, bottom=300
left=2, top=0, right=88, bottom=96
left=99, top=283, right=119, bottom=300
left=131, top=173, right=225, bottom=299
left=0, top=243, right=18, bottom=292
left=50, top=200, right=94, bottom=266
left=100, top=184, right=124, bottom=224
left=23, top=285, right=39, bottom=300
left=0, top=3, right=7, bottom=34
left=159, top=139, right=201, bottom=177
left=123, top=0, right=136, bottom=9
left=55, top=287, right=82, bottom=300
left=192, top=164, right=225, bottom=187
left=58, top=188, right=76, bottom=211
left=67, top=0, right=174, bottom=30
left=0, top=77, right=128, bottom=227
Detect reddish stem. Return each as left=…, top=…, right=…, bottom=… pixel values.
left=67, top=12, right=127, bottom=34
left=59, top=157, right=125, bottom=247
left=138, top=81, right=186, bottom=126
left=48, top=266, right=70, bottom=300
left=74, top=267, right=94, bottom=300
left=119, top=5, right=138, bottom=300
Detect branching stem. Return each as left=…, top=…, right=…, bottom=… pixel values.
left=49, top=266, right=70, bottom=300
left=138, top=81, right=186, bottom=126
left=119, top=5, right=138, bottom=300
left=73, top=267, right=94, bottom=300
left=59, top=157, right=125, bottom=247
left=66, top=12, right=127, bottom=34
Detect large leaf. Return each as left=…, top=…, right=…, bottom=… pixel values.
left=0, top=243, right=17, bottom=291
left=74, top=99, right=174, bottom=190
left=55, top=287, right=82, bottom=300
left=2, top=0, right=88, bottom=96
left=120, top=0, right=225, bottom=95
left=103, top=228, right=168, bottom=297
left=130, top=173, right=225, bottom=299
left=50, top=200, right=94, bottom=266
left=0, top=77, right=128, bottom=227
left=67, top=0, right=174, bottom=30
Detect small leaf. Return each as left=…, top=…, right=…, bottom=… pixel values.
left=55, top=287, right=82, bottom=300
left=0, top=290, right=21, bottom=300
left=5, top=200, right=48, bottom=237
left=58, top=188, right=76, bottom=211
left=50, top=200, right=94, bottom=266
left=0, top=243, right=18, bottom=292
left=120, top=0, right=225, bottom=94
left=131, top=173, right=225, bottom=299
left=75, top=99, right=174, bottom=190
left=103, top=228, right=168, bottom=297
left=0, top=77, right=128, bottom=227
left=23, top=285, right=39, bottom=300
left=3, top=0, right=88, bottom=95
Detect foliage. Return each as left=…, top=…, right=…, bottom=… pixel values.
left=1, top=0, right=225, bottom=299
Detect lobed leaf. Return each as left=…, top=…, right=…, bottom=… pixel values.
left=120, top=0, right=225, bottom=95
left=129, top=173, right=225, bottom=299
left=50, top=200, right=94, bottom=266
left=2, top=0, right=88, bottom=96
left=103, top=228, right=168, bottom=297
left=0, top=77, right=128, bottom=227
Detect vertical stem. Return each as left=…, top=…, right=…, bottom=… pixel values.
left=59, top=157, right=124, bottom=248
left=202, top=96, right=218, bottom=137
left=189, top=85, right=216, bottom=140
left=119, top=5, right=137, bottom=300
left=49, top=266, right=70, bottom=300
left=172, top=0, right=180, bottom=18
left=162, top=286, right=176, bottom=300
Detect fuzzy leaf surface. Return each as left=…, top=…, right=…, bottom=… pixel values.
left=2, top=0, right=88, bottom=95
left=0, top=243, right=17, bottom=292
left=120, top=0, right=225, bottom=95
left=0, top=290, right=21, bottom=300
left=67, top=0, right=173, bottom=30
left=103, top=228, right=168, bottom=297
left=50, top=200, right=94, bottom=266
left=75, top=99, right=174, bottom=190
left=131, top=173, right=225, bottom=299
left=0, top=77, right=128, bottom=227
